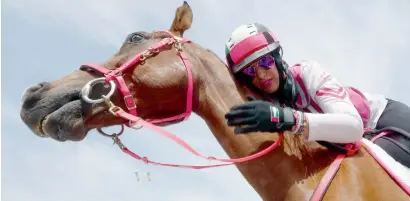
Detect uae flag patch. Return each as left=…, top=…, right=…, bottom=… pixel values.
left=270, top=106, right=280, bottom=122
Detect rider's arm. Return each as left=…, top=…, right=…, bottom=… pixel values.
left=299, top=61, right=364, bottom=143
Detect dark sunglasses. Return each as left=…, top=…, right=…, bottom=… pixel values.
left=242, top=55, right=276, bottom=76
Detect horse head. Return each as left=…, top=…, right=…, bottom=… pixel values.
left=19, top=1, right=232, bottom=142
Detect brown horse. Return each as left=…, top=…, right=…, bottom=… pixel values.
left=19, top=1, right=409, bottom=201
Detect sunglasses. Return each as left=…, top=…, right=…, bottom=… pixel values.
left=242, top=55, right=276, bottom=76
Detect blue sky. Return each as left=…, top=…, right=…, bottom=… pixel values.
left=2, top=0, right=410, bottom=201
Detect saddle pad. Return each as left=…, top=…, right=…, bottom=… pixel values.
left=362, top=138, right=410, bottom=187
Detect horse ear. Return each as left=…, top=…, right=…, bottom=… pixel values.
left=169, top=1, right=193, bottom=37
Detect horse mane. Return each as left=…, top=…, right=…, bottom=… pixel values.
left=206, top=49, right=228, bottom=66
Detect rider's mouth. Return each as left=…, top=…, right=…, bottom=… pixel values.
left=261, top=78, right=273, bottom=89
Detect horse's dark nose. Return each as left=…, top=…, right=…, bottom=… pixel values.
left=27, top=82, right=49, bottom=94
left=21, top=82, right=51, bottom=109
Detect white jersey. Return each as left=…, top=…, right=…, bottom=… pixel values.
left=291, top=60, right=388, bottom=143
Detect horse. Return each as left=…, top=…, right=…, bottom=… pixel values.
left=19, top=1, right=410, bottom=200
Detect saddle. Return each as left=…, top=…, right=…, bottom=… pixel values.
left=318, top=127, right=410, bottom=167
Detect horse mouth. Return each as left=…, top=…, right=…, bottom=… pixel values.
left=38, top=100, right=107, bottom=141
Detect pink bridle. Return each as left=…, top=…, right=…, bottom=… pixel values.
left=79, top=30, right=410, bottom=199
left=79, top=30, right=283, bottom=169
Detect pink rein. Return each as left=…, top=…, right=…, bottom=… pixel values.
left=79, top=30, right=284, bottom=169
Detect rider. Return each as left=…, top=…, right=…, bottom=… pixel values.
left=223, top=23, right=410, bottom=168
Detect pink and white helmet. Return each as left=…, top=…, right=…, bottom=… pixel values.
left=225, top=23, right=281, bottom=74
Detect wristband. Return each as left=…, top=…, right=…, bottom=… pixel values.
left=291, top=111, right=303, bottom=134
left=291, top=111, right=308, bottom=135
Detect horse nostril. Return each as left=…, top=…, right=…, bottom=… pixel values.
left=22, top=82, right=51, bottom=105
left=27, top=82, right=48, bottom=93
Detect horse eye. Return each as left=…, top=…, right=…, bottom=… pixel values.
left=129, top=33, right=144, bottom=43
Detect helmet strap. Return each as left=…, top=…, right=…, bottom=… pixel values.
left=269, top=52, right=297, bottom=107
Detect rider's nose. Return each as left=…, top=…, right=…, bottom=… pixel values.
left=255, top=66, right=267, bottom=80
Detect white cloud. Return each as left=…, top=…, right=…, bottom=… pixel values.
left=2, top=0, right=410, bottom=201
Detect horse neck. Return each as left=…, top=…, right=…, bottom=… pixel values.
left=191, top=50, right=259, bottom=158
left=189, top=50, right=318, bottom=199
left=187, top=49, right=408, bottom=201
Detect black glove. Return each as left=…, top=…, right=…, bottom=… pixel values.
left=224, top=96, right=296, bottom=135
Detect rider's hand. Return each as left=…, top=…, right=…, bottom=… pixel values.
left=224, top=96, right=297, bottom=135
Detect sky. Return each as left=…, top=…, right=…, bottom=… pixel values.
left=2, top=0, right=410, bottom=201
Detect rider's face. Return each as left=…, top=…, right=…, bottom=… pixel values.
left=241, top=55, right=280, bottom=93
